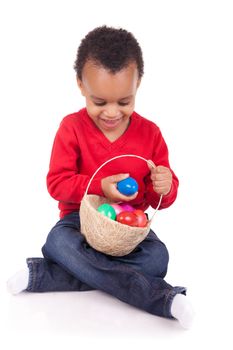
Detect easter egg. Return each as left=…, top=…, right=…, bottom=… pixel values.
left=119, top=203, right=135, bottom=212
left=117, top=177, right=138, bottom=196
left=133, top=209, right=148, bottom=227
left=111, top=203, right=124, bottom=215
left=116, top=211, right=138, bottom=227
left=97, top=203, right=116, bottom=220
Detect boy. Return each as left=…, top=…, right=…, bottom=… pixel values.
left=7, top=26, right=194, bottom=329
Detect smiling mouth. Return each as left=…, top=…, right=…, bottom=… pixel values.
left=100, top=118, right=122, bottom=128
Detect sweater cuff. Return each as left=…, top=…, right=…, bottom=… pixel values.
left=146, top=181, right=177, bottom=209
left=87, top=177, right=104, bottom=197
left=159, top=182, right=177, bottom=208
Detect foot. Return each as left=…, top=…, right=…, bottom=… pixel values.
left=7, top=268, right=29, bottom=295
left=171, top=293, right=195, bottom=329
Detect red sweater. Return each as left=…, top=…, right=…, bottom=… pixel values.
left=47, top=108, right=179, bottom=218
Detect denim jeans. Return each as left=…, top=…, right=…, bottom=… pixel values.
left=26, top=212, right=186, bottom=319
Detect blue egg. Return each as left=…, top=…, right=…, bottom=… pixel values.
left=117, top=177, right=138, bottom=196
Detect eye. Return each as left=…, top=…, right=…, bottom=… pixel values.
left=93, top=101, right=130, bottom=107
left=118, top=102, right=130, bottom=106
left=94, top=102, right=106, bottom=106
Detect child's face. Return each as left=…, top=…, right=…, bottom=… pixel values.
left=77, top=61, right=140, bottom=135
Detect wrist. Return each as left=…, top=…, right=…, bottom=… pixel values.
left=88, top=177, right=105, bottom=197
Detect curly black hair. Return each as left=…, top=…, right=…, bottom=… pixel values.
left=74, top=26, right=144, bottom=80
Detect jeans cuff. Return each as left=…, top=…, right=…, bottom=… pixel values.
left=164, top=286, right=187, bottom=319
left=26, top=258, right=43, bottom=292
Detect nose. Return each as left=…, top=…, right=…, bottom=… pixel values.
left=103, top=104, right=121, bottom=118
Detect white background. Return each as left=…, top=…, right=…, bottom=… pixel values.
left=0, top=0, right=233, bottom=348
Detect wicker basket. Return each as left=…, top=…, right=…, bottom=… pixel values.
left=80, top=155, right=162, bottom=256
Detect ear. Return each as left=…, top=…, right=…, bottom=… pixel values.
left=76, top=77, right=85, bottom=96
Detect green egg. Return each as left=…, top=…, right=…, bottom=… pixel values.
left=97, top=203, right=116, bottom=220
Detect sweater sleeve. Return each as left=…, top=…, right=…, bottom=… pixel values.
left=46, top=119, right=104, bottom=204
left=144, top=128, right=179, bottom=209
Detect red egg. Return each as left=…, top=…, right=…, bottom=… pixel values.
left=116, top=211, right=138, bottom=227
left=133, top=209, right=148, bottom=227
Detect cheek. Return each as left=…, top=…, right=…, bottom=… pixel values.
left=120, top=103, right=135, bottom=118
left=85, top=102, right=99, bottom=118
left=125, top=104, right=134, bottom=115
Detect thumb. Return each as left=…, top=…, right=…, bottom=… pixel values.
left=111, top=173, right=129, bottom=183
left=147, top=160, right=156, bottom=171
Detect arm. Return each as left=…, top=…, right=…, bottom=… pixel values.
left=46, top=119, right=103, bottom=204
left=144, top=129, right=179, bottom=209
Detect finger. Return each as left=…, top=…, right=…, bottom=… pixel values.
left=151, top=173, right=171, bottom=182
left=109, top=173, right=129, bottom=183
left=121, top=191, right=138, bottom=201
left=153, top=180, right=171, bottom=188
left=152, top=173, right=172, bottom=181
left=156, top=166, right=170, bottom=174
left=113, top=190, right=138, bottom=202
left=153, top=183, right=171, bottom=194
left=153, top=187, right=167, bottom=195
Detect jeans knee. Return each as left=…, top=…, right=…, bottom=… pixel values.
left=42, top=219, right=85, bottom=261
left=143, top=241, right=169, bottom=278
left=159, top=243, right=169, bottom=277
left=42, top=227, right=64, bottom=258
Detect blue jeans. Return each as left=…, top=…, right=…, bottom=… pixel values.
left=26, top=212, right=186, bottom=319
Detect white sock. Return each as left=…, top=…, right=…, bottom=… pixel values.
left=7, top=268, right=29, bottom=295
left=171, top=293, right=195, bottom=329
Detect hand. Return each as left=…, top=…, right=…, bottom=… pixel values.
left=101, top=174, right=138, bottom=202
left=148, top=160, right=172, bottom=196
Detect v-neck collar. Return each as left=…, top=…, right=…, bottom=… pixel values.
left=82, top=108, right=137, bottom=151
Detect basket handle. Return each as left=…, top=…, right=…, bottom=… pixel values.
left=84, top=154, right=163, bottom=221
